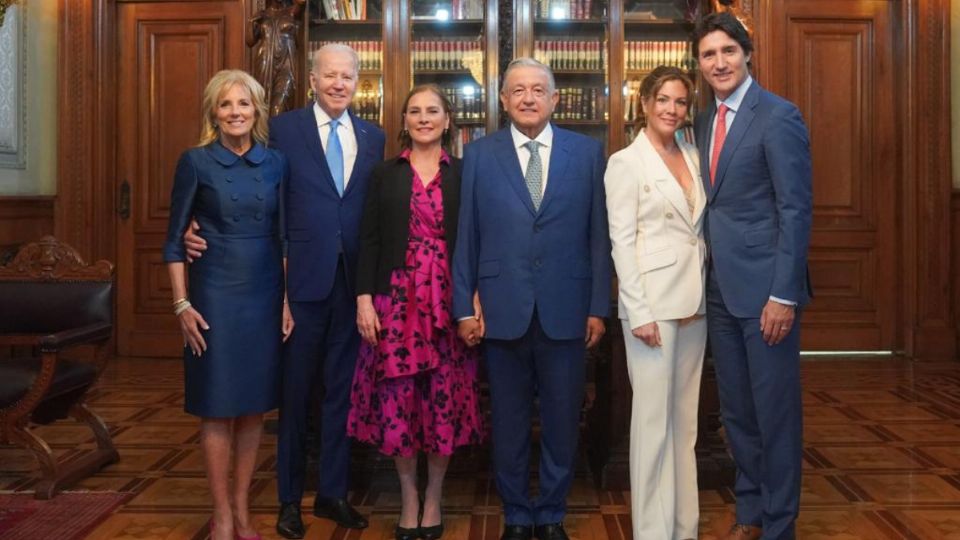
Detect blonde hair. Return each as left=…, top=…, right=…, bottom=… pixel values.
left=198, top=70, right=269, bottom=146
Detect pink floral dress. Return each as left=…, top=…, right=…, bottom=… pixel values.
left=347, top=150, right=484, bottom=457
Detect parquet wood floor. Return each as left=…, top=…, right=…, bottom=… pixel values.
left=2, top=357, right=959, bottom=539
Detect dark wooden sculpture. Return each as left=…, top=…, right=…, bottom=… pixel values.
left=247, top=0, right=308, bottom=117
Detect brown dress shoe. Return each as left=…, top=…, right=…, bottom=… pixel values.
left=724, top=523, right=762, bottom=540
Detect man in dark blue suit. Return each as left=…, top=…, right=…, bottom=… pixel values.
left=185, top=44, right=385, bottom=539
left=693, top=13, right=812, bottom=540
left=452, top=58, right=610, bottom=540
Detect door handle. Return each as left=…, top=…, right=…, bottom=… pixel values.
left=119, top=180, right=130, bottom=220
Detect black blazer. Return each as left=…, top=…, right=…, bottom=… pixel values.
left=356, top=154, right=463, bottom=296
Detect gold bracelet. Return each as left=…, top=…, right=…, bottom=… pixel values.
left=174, top=300, right=192, bottom=316
left=172, top=297, right=188, bottom=306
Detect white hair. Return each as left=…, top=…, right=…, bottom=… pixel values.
left=501, top=57, right=556, bottom=94
left=311, top=43, right=360, bottom=76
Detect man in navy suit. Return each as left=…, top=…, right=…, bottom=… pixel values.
left=453, top=58, right=610, bottom=540
left=693, top=13, right=812, bottom=540
left=185, top=44, right=385, bottom=539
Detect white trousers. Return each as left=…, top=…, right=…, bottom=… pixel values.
left=623, top=318, right=707, bottom=540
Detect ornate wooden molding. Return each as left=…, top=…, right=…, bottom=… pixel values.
left=56, top=0, right=115, bottom=263
left=0, top=236, right=113, bottom=281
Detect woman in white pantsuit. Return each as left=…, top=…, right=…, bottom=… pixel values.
left=604, top=66, right=707, bottom=540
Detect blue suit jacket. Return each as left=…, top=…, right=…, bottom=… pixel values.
left=270, top=105, right=386, bottom=301
left=452, top=125, right=611, bottom=340
left=695, top=82, right=812, bottom=318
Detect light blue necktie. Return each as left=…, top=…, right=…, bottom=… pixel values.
left=326, top=118, right=344, bottom=196
left=523, top=140, right=543, bottom=210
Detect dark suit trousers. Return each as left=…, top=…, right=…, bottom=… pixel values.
left=483, top=313, right=585, bottom=526
left=277, top=259, right=360, bottom=503
left=707, top=269, right=802, bottom=539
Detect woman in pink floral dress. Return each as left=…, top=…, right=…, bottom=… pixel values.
left=349, top=84, right=484, bottom=540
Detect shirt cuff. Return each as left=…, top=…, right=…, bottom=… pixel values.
left=769, top=295, right=797, bottom=306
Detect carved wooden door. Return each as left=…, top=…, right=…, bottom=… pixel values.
left=116, top=1, right=245, bottom=356
left=761, top=0, right=897, bottom=350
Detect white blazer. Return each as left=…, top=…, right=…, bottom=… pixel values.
left=605, top=129, right=707, bottom=329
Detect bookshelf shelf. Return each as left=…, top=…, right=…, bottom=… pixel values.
left=310, top=18, right=382, bottom=25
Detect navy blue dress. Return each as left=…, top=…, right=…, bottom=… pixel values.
left=163, top=141, right=286, bottom=418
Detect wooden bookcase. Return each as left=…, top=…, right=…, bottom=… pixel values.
left=302, top=0, right=704, bottom=157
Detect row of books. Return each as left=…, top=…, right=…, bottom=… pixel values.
left=450, top=126, right=486, bottom=158
left=310, top=41, right=383, bottom=72
left=412, top=40, right=482, bottom=71
left=319, top=0, right=369, bottom=20
left=534, top=40, right=607, bottom=71
left=535, top=0, right=597, bottom=20
left=624, top=41, right=695, bottom=72
left=554, top=87, right=606, bottom=121
left=440, top=86, right=485, bottom=122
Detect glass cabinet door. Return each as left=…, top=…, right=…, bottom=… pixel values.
left=409, top=0, right=491, bottom=156
left=621, top=0, right=697, bottom=143
left=306, top=0, right=385, bottom=125
left=531, top=0, right=610, bottom=151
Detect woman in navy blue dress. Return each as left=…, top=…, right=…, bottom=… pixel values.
left=163, top=69, right=292, bottom=540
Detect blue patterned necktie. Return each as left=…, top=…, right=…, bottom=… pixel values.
left=523, top=140, right=543, bottom=210
left=326, top=118, right=344, bottom=196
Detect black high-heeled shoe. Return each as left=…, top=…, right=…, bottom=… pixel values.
left=394, top=524, right=421, bottom=540
left=420, top=510, right=444, bottom=540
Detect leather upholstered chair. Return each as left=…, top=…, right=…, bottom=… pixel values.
left=0, top=236, right=119, bottom=498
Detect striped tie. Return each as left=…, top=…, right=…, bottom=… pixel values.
left=523, top=140, right=543, bottom=210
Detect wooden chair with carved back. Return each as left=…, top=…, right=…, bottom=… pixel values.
left=0, top=236, right=119, bottom=498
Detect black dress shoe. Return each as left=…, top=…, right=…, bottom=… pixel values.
left=534, top=523, right=569, bottom=540
left=395, top=524, right=421, bottom=540
left=501, top=524, right=534, bottom=540
left=276, top=502, right=305, bottom=539
left=313, top=496, right=369, bottom=529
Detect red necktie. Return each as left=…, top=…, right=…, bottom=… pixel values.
left=709, top=103, right=729, bottom=186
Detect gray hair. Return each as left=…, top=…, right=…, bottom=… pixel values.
left=311, top=43, right=360, bottom=77
left=500, top=57, right=556, bottom=94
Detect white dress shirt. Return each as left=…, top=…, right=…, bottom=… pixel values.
left=510, top=123, right=553, bottom=195
left=313, top=103, right=358, bottom=188
left=708, top=76, right=795, bottom=307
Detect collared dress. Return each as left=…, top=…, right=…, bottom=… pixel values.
left=163, top=141, right=286, bottom=417
left=347, top=149, right=484, bottom=457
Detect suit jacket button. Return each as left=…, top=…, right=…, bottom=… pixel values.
left=225, top=177, right=233, bottom=183
left=255, top=176, right=262, bottom=182
left=256, top=193, right=265, bottom=200
left=254, top=212, right=264, bottom=221
left=233, top=214, right=240, bottom=222
left=231, top=193, right=240, bottom=201
left=666, top=212, right=674, bottom=219
left=534, top=259, right=542, bottom=268
left=689, top=238, right=697, bottom=245
left=643, top=185, right=650, bottom=192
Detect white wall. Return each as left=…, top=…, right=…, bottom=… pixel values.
left=0, top=3, right=57, bottom=195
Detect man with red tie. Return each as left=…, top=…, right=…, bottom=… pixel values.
left=693, top=12, right=812, bottom=540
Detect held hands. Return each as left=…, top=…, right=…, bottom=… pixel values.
left=632, top=321, right=661, bottom=347
left=457, top=292, right=485, bottom=347
left=282, top=301, right=295, bottom=343
left=178, top=307, right=210, bottom=356
left=585, top=316, right=605, bottom=349
left=183, top=219, right=207, bottom=262
left=356, top=295, right=381, bottom=345
left=760, top=300, right=795, bottom=346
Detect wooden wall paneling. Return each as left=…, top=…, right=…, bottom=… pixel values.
left=905, top=0, right=955, bottom=358
left=954, top=191, right=960, bottom=352
left=116, top=1, right=246, bottom=357
left=760, top=0, right=898, bottom=351
left=0, top=197, right=55, bottom=258
left=56, top=0, right=115, bottom=265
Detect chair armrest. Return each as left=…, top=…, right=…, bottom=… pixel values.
left=38, top=322, right=112, bottom=352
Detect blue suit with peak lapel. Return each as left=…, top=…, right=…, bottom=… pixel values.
left=452, top=125, right=610, bottom=526
left=270, top=105, right=385, bottom=504
left=695, top=80, right=812, bottom=539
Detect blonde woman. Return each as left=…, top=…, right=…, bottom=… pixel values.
left=163, top=69, right=293, bottom=540
left=604, top=66, right=706, bottom=540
